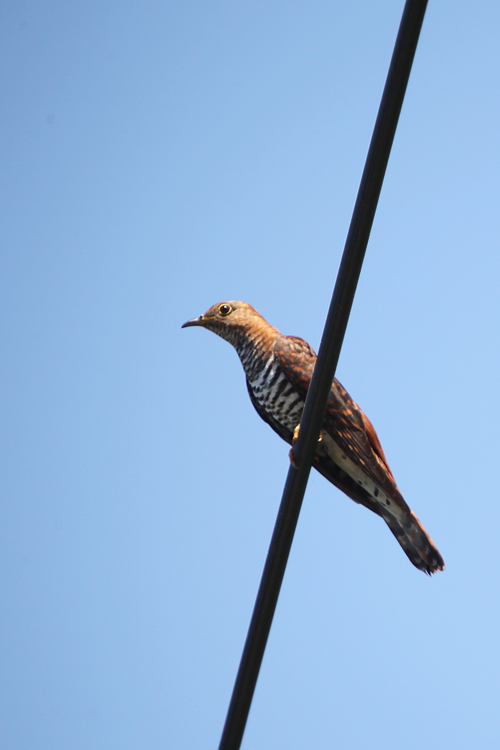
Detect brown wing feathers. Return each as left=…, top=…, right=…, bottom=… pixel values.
left=274, top=334, right=444, bottom=574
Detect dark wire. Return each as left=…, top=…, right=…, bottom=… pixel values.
left=218, top=2, right=429, bottom=748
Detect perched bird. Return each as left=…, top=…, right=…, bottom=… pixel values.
left=182, top=301, right=444, bottom=574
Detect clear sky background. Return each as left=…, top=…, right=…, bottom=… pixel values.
left=2, top=1, right=500, bottom=748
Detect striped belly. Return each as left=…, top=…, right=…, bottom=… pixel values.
left=247, top=357, right=304, bottom=434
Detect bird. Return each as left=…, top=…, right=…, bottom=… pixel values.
left=182, top=301, right=444, bottom=575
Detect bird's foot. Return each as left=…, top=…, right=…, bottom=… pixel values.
left=289, top=424, right=323, bottom=466
left=289, top=424, right=301, bottom=466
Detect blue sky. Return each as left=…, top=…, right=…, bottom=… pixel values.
left=2, top=1, right=500, bottom=748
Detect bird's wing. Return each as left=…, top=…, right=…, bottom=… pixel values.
left=273, top=335, right=444, bottom=574
left=273, top=334, right=407, bottom=509
left=273, top=335, right=445, bottom=573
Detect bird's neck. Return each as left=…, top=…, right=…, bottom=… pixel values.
left=230, top=321, right=280, bottom=381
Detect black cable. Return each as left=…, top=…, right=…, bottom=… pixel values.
left=218, top=2, right=429, bottom=748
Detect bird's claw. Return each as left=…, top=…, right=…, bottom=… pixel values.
left=289, top=424, right=323, bottom=466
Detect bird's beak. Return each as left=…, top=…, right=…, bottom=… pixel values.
left=181, top=315, right=206, bottom=329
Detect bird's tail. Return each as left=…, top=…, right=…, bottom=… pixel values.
left=313, top=456, right=444, bottom=574
left=381, top=508, right=445, bottom=575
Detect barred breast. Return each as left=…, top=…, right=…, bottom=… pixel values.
left=246, top=354, right=304, bottom=435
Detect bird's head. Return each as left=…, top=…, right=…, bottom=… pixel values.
left=182, top=301, right=279, bottom=351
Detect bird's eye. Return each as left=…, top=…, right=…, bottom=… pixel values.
left=218, top=304, right=232, bottom=316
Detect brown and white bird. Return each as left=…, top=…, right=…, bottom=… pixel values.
left=182, top=301, right=444, bottom=575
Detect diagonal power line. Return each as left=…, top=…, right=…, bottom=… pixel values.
left=218, top=1, right=429, bottom=748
